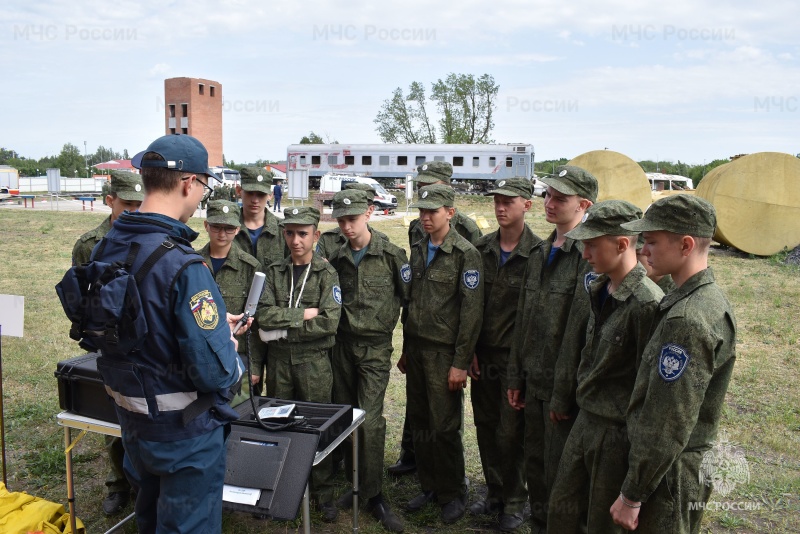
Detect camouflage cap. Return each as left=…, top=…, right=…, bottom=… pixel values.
left=414, top=161, right=453, bottom=184
left=280, top=206, right=320, bottom=227
left=621, top=194, right=716, bottom=238
left=343, top=181, right=376, bottom=202
left=485, top=178, right=533, bottom=199
left=565, top=200, right=643, bottom=240
left=240, top=167, right=271, bottom=193
left=541, top=165, right=598, bottom=202
left=636, top=233, right=646, bottom=250
left=109, top=171, right=144, bottom=202
left=206, top=200, right=241, bottom=227
left=332, top=189, right=369, bottom=218
left=411, top=183, right=455, bottom=209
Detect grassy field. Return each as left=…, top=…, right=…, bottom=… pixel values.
left=0, top=196, right=798, bottom=533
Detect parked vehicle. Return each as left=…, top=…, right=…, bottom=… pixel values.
left=319, top=173, right=398, bottom=210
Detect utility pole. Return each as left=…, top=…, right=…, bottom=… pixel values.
left=84, top=141, right=88, bottom=179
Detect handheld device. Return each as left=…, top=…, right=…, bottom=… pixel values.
left=233, top=272, right=265, bottom=335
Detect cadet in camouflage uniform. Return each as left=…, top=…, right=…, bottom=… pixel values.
left=636, top=234, right=677, bottom=294
left=316, top=181, right=388, bottom=259
left=610, top=195, right=737, bottom=533
left=255, top=206, right=342, bottom=522
left=399, top=184, right=484, bottom=524
left=198, top=200, right=263, bottom=403
left=327, top=190, right=410, bottom=532
left=234, top=167, right=288, bottom=395
left=469, top=178, right=539, bottom=531
left=507, top=166, right=597, bottom=531
left=71, top=170, right=143, bottom=516
left=389, top=161, right=482, bottom=477
left=547, top=201, right=664, bottom=533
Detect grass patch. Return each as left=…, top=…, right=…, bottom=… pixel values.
left=1, top=201, right=799, bottom=533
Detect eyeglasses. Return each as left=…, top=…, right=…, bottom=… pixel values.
left=207, top=224, right=238, bottom=235
left=183, top=175, right=213, bottom=202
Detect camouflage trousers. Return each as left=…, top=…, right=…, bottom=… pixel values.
left=105, top=435, right=131, bottom=494
left=524, top=397, right=576, bottom=529
left=405, top=344, right=468, bottom=504
left=332, top=338, right=393, bottom=500
left=267, top=349, right=335, bottom=503
left=471, top=347, right=527, bottom=514
left=637, top=450, right=712, bottom=534
left=548, top=410, right=628, bottom=533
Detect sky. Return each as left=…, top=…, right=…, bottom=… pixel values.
left=2, top=0, right=798, bottom=165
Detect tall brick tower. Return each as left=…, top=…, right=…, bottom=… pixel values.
left=164, top=77, right=223, bottom=167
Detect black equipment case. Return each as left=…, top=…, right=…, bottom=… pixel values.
left=54, top=353, right=118, bottom=424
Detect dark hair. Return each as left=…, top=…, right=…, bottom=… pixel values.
left=141, top=153, right=184, bottom=194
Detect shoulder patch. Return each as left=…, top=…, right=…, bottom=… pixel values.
left=333, top=284, right=342, bottom=305
left=584, top=271, right=600, bottom=293
left=400, top=263, right=412, bottom=283
left=658, top=343, right=690, bottom=382
left=462, top=269, right=480, bottom=290
left=190, top=290, right=219, bottom=330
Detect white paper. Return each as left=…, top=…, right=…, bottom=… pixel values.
left=222, top=484, right=261, bottom=506
left=0, top=294, right=24, bottom=337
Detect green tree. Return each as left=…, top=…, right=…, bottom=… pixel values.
left=374, top=73, right=499, bottom=144
left=299, top=131, right=325, bottom=144
left=57, top=143, right=85, bottom=178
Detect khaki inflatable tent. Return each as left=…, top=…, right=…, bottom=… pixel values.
left=695, top=152, right=800, bottom=256
left=568, top=150, right=652, bottom=211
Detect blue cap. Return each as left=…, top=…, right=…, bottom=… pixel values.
left=132, top=134, right=221, bottom=183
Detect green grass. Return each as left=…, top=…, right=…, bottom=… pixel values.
left=0, top=198, right=798, bottom=533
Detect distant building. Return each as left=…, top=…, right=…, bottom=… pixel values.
left=265, top=163, right=286, bottom=180
left=164, top=77, right=223, bottom=167
left=93, top=159, right=138, bottom=174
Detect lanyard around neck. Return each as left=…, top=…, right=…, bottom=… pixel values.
left=288, top=263, right=312, bottom=308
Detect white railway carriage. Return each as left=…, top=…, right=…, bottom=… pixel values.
left=286, top=143, right=534, bottom=189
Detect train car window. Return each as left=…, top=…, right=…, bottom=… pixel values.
left=519, top=157, right=525, bottom=164
left=473, top=157, right=480, bottom=167
left=415, top=156, right=426, bottom=165
left=489, top=157, right=497, bottom=166
left=453, top=157, right=464, bottom=167
left=362, top=155, right=372, bottom=165
left=345, top=156, right=354, bottom=165
left=506, top=157, right=513, bottom=167
left=312, top=156, right=321, bottom=165
left=328, top=155, right=338, bottom=164
left=300, top=156, right=307, bottom=164
left=398, top=156, right=408, bottom=165
left=379, top=156, right=390, bottom=165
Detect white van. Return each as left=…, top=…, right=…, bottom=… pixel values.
left=319, top=173, right=398, bottom=210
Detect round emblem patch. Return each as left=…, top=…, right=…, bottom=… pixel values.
left=584, top=271, right=600, bottom=293
left=421, top=191, right=428, bottom=199
left=422, top=165, right=428, bottom=171
left=257, top=175, right=263, bottom=182
left=400, top=263, right=411, bottom=283
left=343, top=198, right=351, bottom=205
left=292, top=208, right=299, bottom=215
left=333, top=285, right=342, bottom=305
left=658, top=343, right=690, bottom=382
left=222, top=205, right=229, bottom=213
left=462, top=269, right=480, bottom=290
left=559, top=169, right=568, bottom=177
left=134, top=184, right=142, bottom=192
left=498, top=180, right=506, bottom=187
left=581, top=212, right=589, bottom=223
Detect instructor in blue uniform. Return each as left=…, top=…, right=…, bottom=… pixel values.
left=95, top=134, right=247, bottom=534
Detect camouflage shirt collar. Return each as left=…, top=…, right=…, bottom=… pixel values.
left=487, top=224, right=539, bottom=260
left=659, top=267, right=715, bottom=309
left=611, top=262, right=648, bottom=302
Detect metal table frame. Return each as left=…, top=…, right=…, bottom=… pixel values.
left=57, top=408, right=366, bottom=534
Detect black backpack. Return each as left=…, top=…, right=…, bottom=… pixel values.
left=56, top=239, right=178, bottom=357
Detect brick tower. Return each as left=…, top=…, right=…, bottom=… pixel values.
left=164, top=77, right=223, bottom=167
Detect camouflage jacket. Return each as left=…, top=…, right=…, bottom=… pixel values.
left=403, top=228, right=484, bottom=370
left=657, top=273, right=677, bottom=294
left=328, top=230, right=411, bottom=342
left=71, top=216, right=112, bottom=265
left=232, top=208, right=287, bottom=269
left=256, top=253, right=341, bottom=361
left=316, top=224, right=389, bottom=260
left=507, top=230, right=592, bottom=414
left=576, top=264, right=663, bottom=422
left=474, top=225, right=541, bottom=351
left=621, top=268, right=736, bottom=502
left=408, top=209, right=482, bottom=248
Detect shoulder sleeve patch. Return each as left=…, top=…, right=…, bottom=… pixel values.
left=333, top=284, right=342, bottom=305
left=400, top=263, right=412, bottom=283
left=658, top=343, right=690, bottom=382
left=190, top=290, right=219, bottom=330
left=584, top=271, right=600, bottom=293
left=462, top=269, right=480, bottom=290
